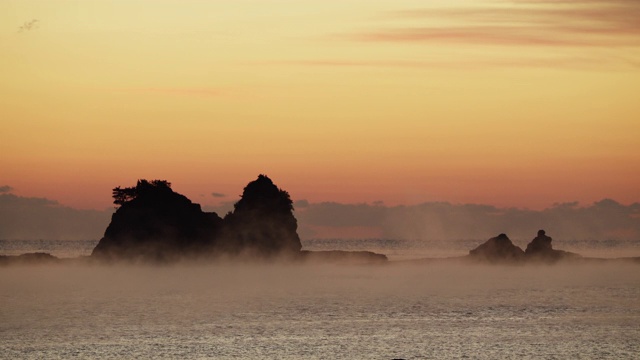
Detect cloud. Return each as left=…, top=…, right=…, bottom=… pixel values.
left=18, top=19, right=39, bottom=33
left=0, top=194, right=111, bottom=240
left=0, top=186, right=13, bottom=194
left=358, top=1, right=640, bottom=48
left=325, top=0, right=640, bottom=70
left=352, top=27, right=636, bottom=47
left=211, top=192, right=226, bottom=198
left=273, top=56, right=618, bottom=70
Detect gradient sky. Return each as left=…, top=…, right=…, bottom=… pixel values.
left=2, top=0, right=639, bottom=210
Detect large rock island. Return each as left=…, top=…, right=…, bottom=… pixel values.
left=91, top=179, right=223, bottom=262
left=468, top=233, right=524, bottom=262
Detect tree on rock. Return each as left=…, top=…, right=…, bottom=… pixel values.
left=112, top=180, right=172, bottom=207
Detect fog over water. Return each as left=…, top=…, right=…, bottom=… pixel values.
left=1, top=237, right=639, bottom=260
left=1, top=262, right=639, bottom=359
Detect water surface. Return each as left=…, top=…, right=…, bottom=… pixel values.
left=1, top=263, right=638, bottom=359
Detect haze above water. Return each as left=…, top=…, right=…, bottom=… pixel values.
left=2, top=238, right=640, bottom=260
left=1, top=262, right=639, bottom=359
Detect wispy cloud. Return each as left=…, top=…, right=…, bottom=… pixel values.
left=275, top=56, right=618, bottom=70
left=354, top=0, right=640, bottom=48
left=18, top=19, right=39, bottom=33
left=211, top=192, right=226, bottom=198
left=0, top=186, right=13, bottom=194
left=309, top=0, right=640, bottom=70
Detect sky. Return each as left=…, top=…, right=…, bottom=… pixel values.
left=1, top=0, right=640, bottom=211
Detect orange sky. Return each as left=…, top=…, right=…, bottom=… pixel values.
left=1, top=0, right=639, bottom=210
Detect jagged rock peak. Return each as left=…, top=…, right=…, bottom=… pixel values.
left=524, top=229, right=580, bottom=262
left=222, top=174, right=302, bottom=255
left=234, top=174, right=294, bottom=214
left=469, top=233, right=525, bottom=262
left=525, top=229, right=553, bottom=254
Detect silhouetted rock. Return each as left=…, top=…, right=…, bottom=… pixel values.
left=219, top=175, right=302, bottom=257
left=468, top=233, right=525, bottom=262
left=0, top=252, right=59, bottom=266
left=524, top=229, right=580, bottom=262
left=466, top=230, right=582, bottom=264
left=300, top=250, right=388, bottom=264
left=91, top=180, right=222, bottom=262
left=91, top=175, right=306, bottom=262
left=525, top=229, right=553, bottom=254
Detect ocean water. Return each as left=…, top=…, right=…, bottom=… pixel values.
left=1, top=262, right=639, bottom=359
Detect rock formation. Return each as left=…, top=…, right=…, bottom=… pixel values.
left=300, top=250, right=387, bottom=264
left=219, top=175, right=302, bottom=256
left=91, top=175, right=305, bottom=262
left=525, top=230, right=553, bottom=255
left=468, top=230, right=581, bottom=263
left=91, top=180, right=222, bottom=262
left=468, top=233, right=525, bottom=262
left=524, top=229, right=579, bottom=262
left=0, top=252, right=59, bottom=265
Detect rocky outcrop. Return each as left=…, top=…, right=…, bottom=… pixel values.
left=524, top=230, right=580, bottom=262
left=468, top=233, right=525, bottom=262
left=468, top=231, right=582, bottom=263
left=525, top=230, right=553, bottom=254
left=219, top=175, right=302, bottom=256
left=91, top=175, right=307, bottom=262
left=91, top=180, right=222, bottom=262
left=300, top=250, right=388, bottom=264
left=0, top=252, right=59, bottom=266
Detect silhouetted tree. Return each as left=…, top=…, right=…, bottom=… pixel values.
left=112, top=180, right=172, bottom=207
left=112, top=186, right=136, bottom=207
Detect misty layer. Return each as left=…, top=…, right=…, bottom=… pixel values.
left=2, top=262, right=639, bottom=358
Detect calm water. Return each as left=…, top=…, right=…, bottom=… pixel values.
left=1, top=262, right=639, bottom=359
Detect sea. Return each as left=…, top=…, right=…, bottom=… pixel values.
left=1, top=239, right=639, bottom=359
